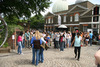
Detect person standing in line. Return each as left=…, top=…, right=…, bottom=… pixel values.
left=50, top=31, right=54, bottom=46
left=71, top=31, right=75, bottom=47
left=25, top=30, right=30, bottom=48
left=67, top=31, right=72, bottom=48
left=39, top=33, right=47, bottom=63
left=55, top=32, right=60, bottom=49
left=89, top=31, right=93, bottom=46
left=30, top=31, right=42, bottom=66
left=85, top=32, right=89, bottom=46
left=71, top=33, right=82, bottom=61
left=22, top=31, right=25, bottom=48
left=59, top=33, right=65, bottom=51
left=17, top=32, right=23, bottom=55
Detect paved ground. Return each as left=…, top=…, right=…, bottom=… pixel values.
left=0, top=45, right=99, bottom=67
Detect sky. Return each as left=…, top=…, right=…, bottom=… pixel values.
left=41, top=0, right=100, bottom=16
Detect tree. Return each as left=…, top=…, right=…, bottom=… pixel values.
left=30, top=15, right=44, bottom=29
left=0, top=0, right=51, bottom=18
left=0, top=0, right=51, bottom=47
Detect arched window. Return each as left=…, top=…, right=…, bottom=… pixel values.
left=48, top=18, right=51, bottom=23
left=52, top=18, right=53, bottom=23
left=75, top=14, right=79, bottom=22
left=70, top=16, right=72, bottom=22
left=63, top=15, right=66, bottom=22
left=46, top=19, right=47, bottom=24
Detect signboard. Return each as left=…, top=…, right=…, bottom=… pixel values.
left=87, top=29, right=93, bottom=33
left=12, top=35, right=15, bottom=40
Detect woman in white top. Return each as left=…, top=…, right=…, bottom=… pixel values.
left=71, top=33, right=82, bottom=61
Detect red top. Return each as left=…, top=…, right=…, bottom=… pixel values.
left=17, top=36, right=22, bottom=42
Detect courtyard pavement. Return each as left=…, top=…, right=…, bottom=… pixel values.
left=0, top=45, right=99, bottom=67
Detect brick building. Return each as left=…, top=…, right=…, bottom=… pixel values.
left=44, top=0, right=100, bottom=34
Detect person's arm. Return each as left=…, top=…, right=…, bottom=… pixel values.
left=30, top=37, right=34, bottom=45
left=41, top=37, right=46, bottom=44
left=71, top=37, right=75, bottom=47
left=40, top=39, right=43, bottom=45
left=94, top=50, right=100, bottom=65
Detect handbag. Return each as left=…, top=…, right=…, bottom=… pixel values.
left=40, top=43, right=45, bottom=49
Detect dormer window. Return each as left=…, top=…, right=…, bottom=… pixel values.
left=74, top=13, right=79, bottom=22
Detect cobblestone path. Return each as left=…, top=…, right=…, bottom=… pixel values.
left=0, top=45, right=99, bottom=67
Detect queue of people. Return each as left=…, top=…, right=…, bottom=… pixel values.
left=17, top=30, right=100, bottom=66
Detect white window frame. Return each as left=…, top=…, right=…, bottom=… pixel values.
left=52, top=18, right=53, bottom=23
left=70, top=16, right=72, bottom=22
left=48, top=18, right=50, bottom=23
left=74, top=14, right=79, bottom=22
left=63, top=15, right=66, bottom=22
left=99, top=6, right=100, bottom=14
left=46, top=19, right=47, bottom=24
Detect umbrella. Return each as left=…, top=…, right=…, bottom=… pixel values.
left=58, top=25, right=67, bottom=28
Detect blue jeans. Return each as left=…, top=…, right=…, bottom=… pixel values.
left=55, top=41, right=59, bottom=48
left=32, top=48, right=40, bottom=66
left=60, top=42, right=64, bottom=51
left=18, top=42, right=22, bottom=54
left=90, top=39, right=92, bottom=46
left=26, top=40, right=30, bottom=48
left=22, top=39, right=25, bottom=48
left=39, top=48, right=44, bottom=63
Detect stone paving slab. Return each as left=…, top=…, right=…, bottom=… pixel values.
left=0, top=45, right=99, bottom=67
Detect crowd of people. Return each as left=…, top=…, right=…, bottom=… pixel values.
left=17, top=30, right=100, bottom=66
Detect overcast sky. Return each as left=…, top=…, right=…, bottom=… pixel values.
left=41, top=0, right=100, bottom=16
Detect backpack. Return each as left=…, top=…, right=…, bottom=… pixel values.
left=33, top=40, right=41, bottom=49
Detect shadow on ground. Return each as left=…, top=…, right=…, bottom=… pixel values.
left=15, top=59, right=32, bottom=65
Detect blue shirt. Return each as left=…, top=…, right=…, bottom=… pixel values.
left=74, top=36, right=81, bottom=47
left=30, top=36, right=42, bottom=48
left=89, top=33, right=93, bottom=39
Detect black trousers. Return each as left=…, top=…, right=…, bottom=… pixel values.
left=74, top=47, right=81, bottom=59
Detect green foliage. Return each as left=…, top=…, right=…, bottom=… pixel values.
left=0, top=0, right=51, bottom=18
left=30, top=15, right=44, bottom=29
left=2, top=42, right=9, bottom=48
left=4, top=16, right=19, bottom=24
left=8, top=24, right=24, bottom=38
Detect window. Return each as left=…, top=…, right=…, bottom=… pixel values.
left=75, top=14, right=79, bottom=22
left=46, top=19, right=47, bottom=24
left=70, top=16, right=72, bottom=22
left=52, top=18, right=53, bottom=23
left=99, top=7, right=100, bottom=14
left=63, top=15, right=66, bottom=22
left=48, top=18, right=50, bottom=23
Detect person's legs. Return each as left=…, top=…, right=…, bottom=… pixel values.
left=74, top=47, right=77, bottom=58
left=32, top=48, right=35, bottom=64
left=62, top=42, right=64, bottom=51
left=77, top=47, right=81, bottom=60
left=60, top=42, right=62, bottom=51
left=18, top=42, right=22, bottom=54
left=17, top=42, right=20, bottom=54
left=40, top=48, right=44, bottom=63
left=36, top=49, right=40, bottom=66
left=22, top=39, right=25, bottom=48
left=90, top=39, right=92, bottom=46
